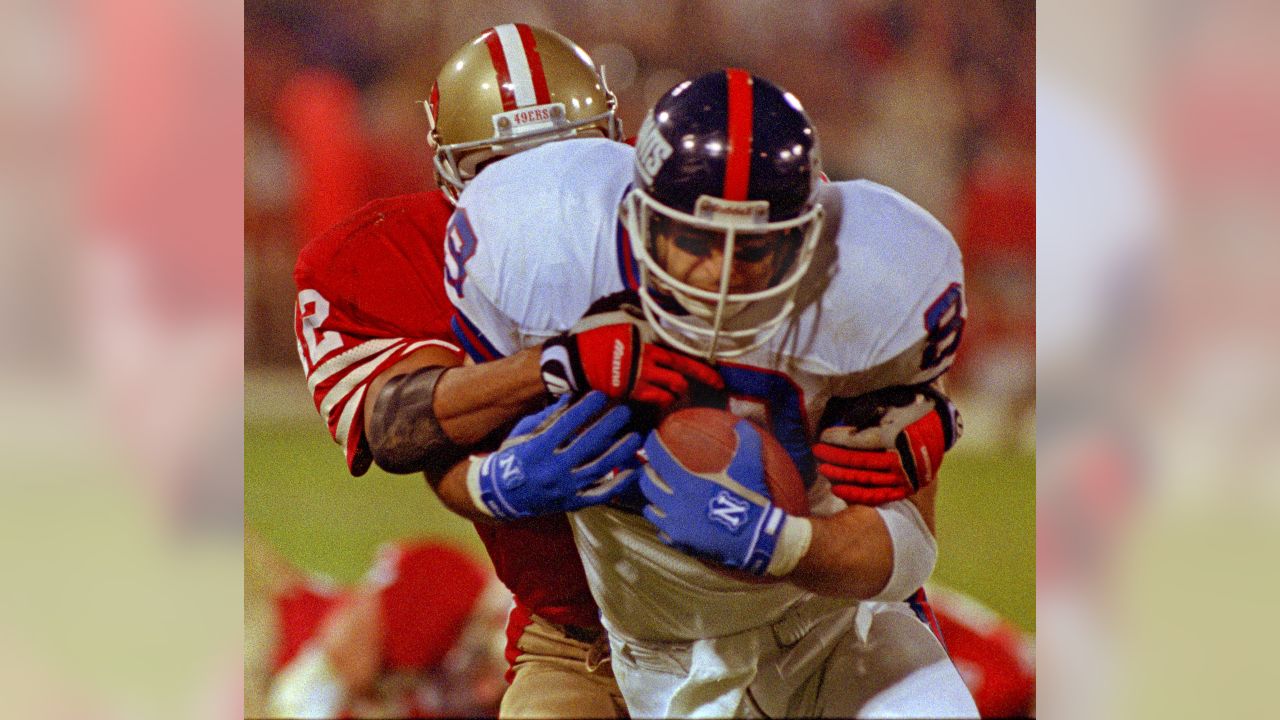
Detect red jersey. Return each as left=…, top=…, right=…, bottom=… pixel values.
left=929, top=585, right=1036, bottom=719
left=293, top=190, right=602, bottom=630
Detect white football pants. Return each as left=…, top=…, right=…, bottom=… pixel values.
left=606, top=594, right=979, bottom=718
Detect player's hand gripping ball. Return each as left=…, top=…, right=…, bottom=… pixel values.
left=641, top=408, right=808, bottom=580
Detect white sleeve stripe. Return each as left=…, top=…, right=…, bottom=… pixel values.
left=333, top=384, right=368, bottom=448
left=317, top=339, right=443, bottom=423
left=307, top=337, right=462, bottom=399
left=307, top=338, right=402, bottom=397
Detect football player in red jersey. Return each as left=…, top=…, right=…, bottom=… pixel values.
left=246, top=531, right=510, bottom=718
left=293, top=24, right=726, bottom=718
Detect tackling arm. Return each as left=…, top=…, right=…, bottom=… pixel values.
left=363, top=345, right=546, bottom=477
left=364, top=346, right=545, bottom=450
left=366, top=343, right=649, bottom=525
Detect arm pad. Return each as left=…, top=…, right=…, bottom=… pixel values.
left=367, top=365, right=468, bottom=480
left=869, top=499, right=938, bottom=601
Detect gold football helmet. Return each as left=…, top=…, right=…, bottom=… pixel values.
left=425, top=24, right=623, bottom=201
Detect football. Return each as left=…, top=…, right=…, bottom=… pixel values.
left=655, top=407, right=810, bottom=517
left=653, top=407, right=809, bottom=583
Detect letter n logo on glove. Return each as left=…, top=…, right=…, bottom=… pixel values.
left=497, top=452, right=525, bottom=488
left=707, top=491, right=749, bottom=532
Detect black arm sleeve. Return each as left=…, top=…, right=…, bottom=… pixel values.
left=367, top=365, right=470, bottom=480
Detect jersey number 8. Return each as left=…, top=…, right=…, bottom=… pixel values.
left=921, top=283, right=965, bottom=371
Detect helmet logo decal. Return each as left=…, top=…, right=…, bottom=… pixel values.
left=694, top=196, right=769, bottom=226
left=492, top=103, right=567, bottom=137
left=483, top=24, right=551, bottom=111
left=723, top=68, right=755, bottom=201
left=635, top=113, right=673, bottom=185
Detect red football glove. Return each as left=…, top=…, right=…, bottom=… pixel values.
left=814, top=385, right=960, bottom=506
left=540, top=294, right=722, bottom=408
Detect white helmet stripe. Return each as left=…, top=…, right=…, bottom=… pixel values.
left=494, top=24, right=539, bottom=107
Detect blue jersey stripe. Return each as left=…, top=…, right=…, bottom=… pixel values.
left=907, top=587, right=948, bottom=650
left=615, top=186, right=640, bottom=290
left=450, top=313, right=504, bottom=362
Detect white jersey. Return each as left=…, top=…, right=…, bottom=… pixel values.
left=446, top=138, right=966, bottom=643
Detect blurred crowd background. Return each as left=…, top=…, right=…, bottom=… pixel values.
left=244, top=0, right=1036, bottom=444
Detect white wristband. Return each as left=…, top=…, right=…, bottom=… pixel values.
left=870, top=500, right=938, bottom=601
left=465, top=454, right=496, bottom=518
left=766, top=516, right=813, bottom=577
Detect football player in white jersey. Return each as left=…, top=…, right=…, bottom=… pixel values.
left=442, top=69, right=978, bottom=718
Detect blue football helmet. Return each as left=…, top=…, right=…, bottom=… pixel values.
left=622, top=69, right=825, bottom=359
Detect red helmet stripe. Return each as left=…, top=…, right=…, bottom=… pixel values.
left=723, top=68, right=754, bottom=201
left=515, top=24, right=551, bottom=105
left=481, top=28, right=518, bottom=111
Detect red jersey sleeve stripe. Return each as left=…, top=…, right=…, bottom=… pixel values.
left=482, top=27, right=518, bottom=111
left=307, top=338, right=402, bottom=398
left=515, top=24, right=551, bottom=105
left=317, top=339, right=453, bottom=423
left=723, top=68, right=754, bottom=201
left=318, top=343, right=409, bottom=423
left=334, top=384, right=368, bottom=450
left=307, top=337, right=462, bottom=401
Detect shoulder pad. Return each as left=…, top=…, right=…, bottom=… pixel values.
left=447, top=140, right=635, bottom=348
left=789, top=180, right=964, bottom=381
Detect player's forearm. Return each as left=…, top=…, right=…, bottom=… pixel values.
left=432, top=348, right=546, bottom=445
left=787, top=505, right=896, bottom=597
left=365, top=346, right=544, bottom=477
left=431, top=457, right=499, bottom=524
left=786, top=485, right=938, bottom=599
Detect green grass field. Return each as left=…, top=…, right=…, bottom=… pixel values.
left=246, top=415, right=1035, bottom=633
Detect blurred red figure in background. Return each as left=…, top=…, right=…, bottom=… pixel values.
left=275, top=68, right=373, bottom=250
left=927, top=584, right=1036, bottom=718
left=247, top=534, right=509, bottom=718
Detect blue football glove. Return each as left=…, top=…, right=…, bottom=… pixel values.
left=641, top=419, right=803, bottom=576
left=473, top=391, right=643, bottom=520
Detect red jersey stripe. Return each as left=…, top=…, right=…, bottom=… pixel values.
left=723, top=68, right=754, bottom=201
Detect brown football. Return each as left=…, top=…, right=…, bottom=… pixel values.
left=653, top=407, right=809, bottom=583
